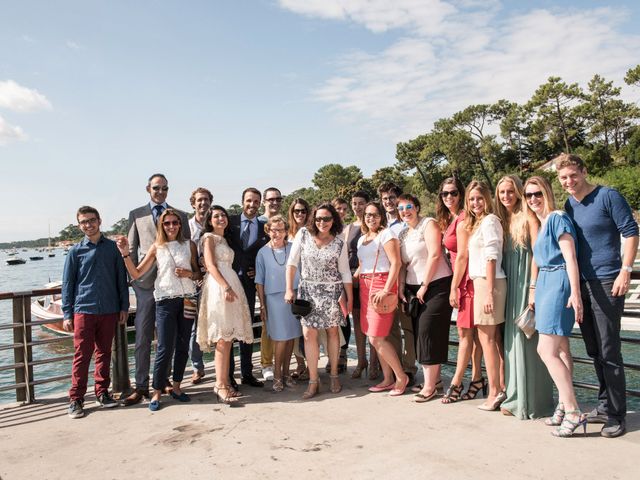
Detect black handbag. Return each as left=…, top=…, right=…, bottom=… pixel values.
left=403, top=287, right=420, bottom=319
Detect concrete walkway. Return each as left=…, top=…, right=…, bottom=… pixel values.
left=1, top=357, right=638, bottom=480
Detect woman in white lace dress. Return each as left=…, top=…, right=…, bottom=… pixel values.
left=197, top=206, right=254, bottom=404
left=117, top=209, right=201, bottom=411
left=285, top=203, right=353, bottom=399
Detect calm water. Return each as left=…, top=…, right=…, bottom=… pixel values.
left=1, top=249, right=638, bottom=410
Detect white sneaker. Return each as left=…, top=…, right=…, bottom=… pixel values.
left=262, top=366, right=274, bottom=381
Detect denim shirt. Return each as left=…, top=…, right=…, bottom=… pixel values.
left=62, top=234, right=130, bottom=319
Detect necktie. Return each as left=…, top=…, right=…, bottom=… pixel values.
left=153, top=205, right=164, bottom=224
left=241, top=219, right=251, bottom=249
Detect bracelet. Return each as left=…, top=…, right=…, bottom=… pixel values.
left=122, top=254, right=129, bottom=259
left=529, top=284, right=536, bottom=289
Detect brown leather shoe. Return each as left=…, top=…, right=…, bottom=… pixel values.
left=122, top=390, right=148, bottom=407
left=191, top=371, right=205, bottom=385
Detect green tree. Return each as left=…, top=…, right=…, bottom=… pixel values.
left=58, top=224, right=82, bottom=241
left=624, top=64, right=640, bottom=87
left=312, top=164, right=364, bottom=199
left=108, top=217, right=128, bottom=236
left=227, top=204, right=242, bottom=216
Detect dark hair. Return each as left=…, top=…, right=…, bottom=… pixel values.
left=397, top=193, right=421, bottom=212
left=377, top=182, right=402, bottom=198
left=361, top=202, right=388, bottom=234
left=148, top=173, right=167, bottom=184
left=331, top=197, right=348, bottom=207
left=76, top=206, right=100, bottom=221
left=307, top=203, right=343, bottom=237
left=436, top=177, right=465, bottom=231
left=263, top=187, right=281, bottom=198
left=242, top=187, right=261, bottom=202
left=351, top=190, right=370, bottom=202
left=190, top=187, right=213, bottom=207
left=288, top=198, right=310, bottom=237
left=156, top=208, right=184, bottom=245
left=203, top=205, right=230, bottom=235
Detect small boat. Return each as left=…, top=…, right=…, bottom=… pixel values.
left=30, top=256, right=44, bottom=261
left=32, top=282, right=138, bottom=336
left=6, top=258, right=27, bottom=265
left=48, top=253, right=55, bottom=257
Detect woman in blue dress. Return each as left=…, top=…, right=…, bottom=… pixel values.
left=256, top=215, right=302, bottom=392
left=524, top=176, right=586, bottom=437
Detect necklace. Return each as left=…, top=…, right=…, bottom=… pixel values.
left=270, top=241, right=288, bottom=266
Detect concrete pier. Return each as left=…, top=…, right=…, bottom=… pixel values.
left=0, top=354, right=638, bottom=480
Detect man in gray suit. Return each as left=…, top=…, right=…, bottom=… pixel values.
left=122, top=173, right=191, bottom=406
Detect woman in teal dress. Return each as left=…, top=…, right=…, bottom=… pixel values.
left=495, top=175, right=554, bottom=419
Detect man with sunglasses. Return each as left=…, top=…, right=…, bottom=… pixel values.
left=63, top=206, right=130, bottom=418
left=377, top=182, right=417, bottom=386
left=256, top=187, right=283, bottom=381
left=226, top=187, right=270, bottom=389
left=558, top=153, right=638, bottom=438
left=123, top=173, right=191, bottom=406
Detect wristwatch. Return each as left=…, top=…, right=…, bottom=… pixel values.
left=622, top=265, right=633, bottom=273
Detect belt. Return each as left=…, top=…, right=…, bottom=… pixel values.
left=539, top=264, right=566, bottom=272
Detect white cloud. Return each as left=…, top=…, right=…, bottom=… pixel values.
left=0, top=115, right=27, bottom=146
left=279, top=1, right=640, bottom=141
left=0, top=80, right=52, bottom=113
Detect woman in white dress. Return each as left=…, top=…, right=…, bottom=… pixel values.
left=197, top=206, right=254, bottom=405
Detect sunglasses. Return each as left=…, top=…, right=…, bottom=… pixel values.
left=524, top=191, right=544, bottom=200
left=162, top=220, right=181, bottom=227
left=440, top=190, right=459, bottom=198
left=151, top=186, right=169, bottom=192
left=265, top=197, right=283, bottom=203
left=397, top=204, right=414, bottom=212
left=293, top=209, right=307, bottom=215
left=315, top=216, right=333, bottom=223
left=364, top=212, right=381, bottom=219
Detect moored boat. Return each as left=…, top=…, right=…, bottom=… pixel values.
left=6, top=258, right=27, bottom=265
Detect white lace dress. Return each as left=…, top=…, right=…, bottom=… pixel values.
left=197, top=233, right=254, bottom=350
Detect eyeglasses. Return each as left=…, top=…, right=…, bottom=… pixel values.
left=270, top=227, right=286, bottom=233
left=265, top=197, right=283, bottom=203
left=162, top=220, right=181, bottom=227
left=151, top=186, right=169, bottom=192
left=78, top=218, right=99, bottom=226
left=381, top=195, right=397, bottom=202
left=364, top=212, right=381, bottom=219
left=315, top=216, right=333, bottom=223
left=524, top=191, right=544, bottom=200
left=440, top=190, right=459, bottom=198
left=293, top=209, right=307, bottom=215
left=397, top=204, right=414, bottom=212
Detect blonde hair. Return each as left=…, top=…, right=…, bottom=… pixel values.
left=553, top=153, right=585, bottom=171
left=495, top=175, right=529, bottom=248
left=155, top=209, right=185, bottom=246
left=523, top=176, right=556, bottom=226
left=464, top=181, right=495, bottom=233
left=264, top=214, right=288, bottom=236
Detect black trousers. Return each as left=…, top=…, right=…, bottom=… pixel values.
left=407, top=276, right=452, bottom=366
left=579, top=279, right=626, bottom=421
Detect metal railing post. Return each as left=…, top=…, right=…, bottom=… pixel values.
left=13, top=296, right=34, bottom=403
left=111, top=321, right=131, bottom=397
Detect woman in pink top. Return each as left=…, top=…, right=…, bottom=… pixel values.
left=439, top=177, right=485, bottom=403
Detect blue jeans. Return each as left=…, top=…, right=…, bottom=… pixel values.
left=579, top=279, right=626, bottom=421
left=153, top=297, right=194, bottom=391
left=190, top=314, right=204, bottom=373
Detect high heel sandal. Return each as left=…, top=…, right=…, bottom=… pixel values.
left=462, top=377, right=487, bottom=400
left=302, top=380, right=320, bottom=400
left=351, top=361, right=368, bottom=379
left=441, top=384, right=463, bottom=404
left=213, top=385, right=237, bottom=406
left=551, top=411, right=587, bottom=438
left=292, top=362, right=306, bottom=379
left=330, top=375, right=342, bottom=394
left=284, top=375, right=296, bottom=387
left=368, top=363, right=381, bottom=381
left=338, top=352, right=348, bottom=374
left=411, top=379, right=443, bottom=394
left=477, top=391, right=507, bottom=411
left=545, top=403, right=565, bottom=426
left=272, top=378, right=284, bottom=392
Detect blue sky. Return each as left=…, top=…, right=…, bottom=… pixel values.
left=1, top=0, right=639, bottom=241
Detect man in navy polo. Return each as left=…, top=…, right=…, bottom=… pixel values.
left=558, top=153, right=638, bottom=438
left=62, top=206, right=129, bottom=419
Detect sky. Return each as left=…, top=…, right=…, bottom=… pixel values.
left=1, top=0, right=639, bottom=242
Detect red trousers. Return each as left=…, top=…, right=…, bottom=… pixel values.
left=68, top=313, right=118, bottom=401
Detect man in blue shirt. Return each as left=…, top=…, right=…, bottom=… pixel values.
left=558, top=153, right=639, bottom=438
left=62, top=206, right=129, bottom=418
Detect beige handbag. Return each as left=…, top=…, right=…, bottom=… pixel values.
left=515, top=306, right=536, bottom=339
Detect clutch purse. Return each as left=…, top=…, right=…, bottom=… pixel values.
left=515, top=306, right=536, bottom=339
left=403, top=287, right=420, bottom=319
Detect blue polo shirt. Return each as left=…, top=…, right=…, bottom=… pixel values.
left=565, top=186, right=639, bottom=280
left=62, top=234, right=130, bottom=318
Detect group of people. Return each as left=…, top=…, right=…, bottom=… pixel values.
left=61, top=153, right=636, bottom=439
